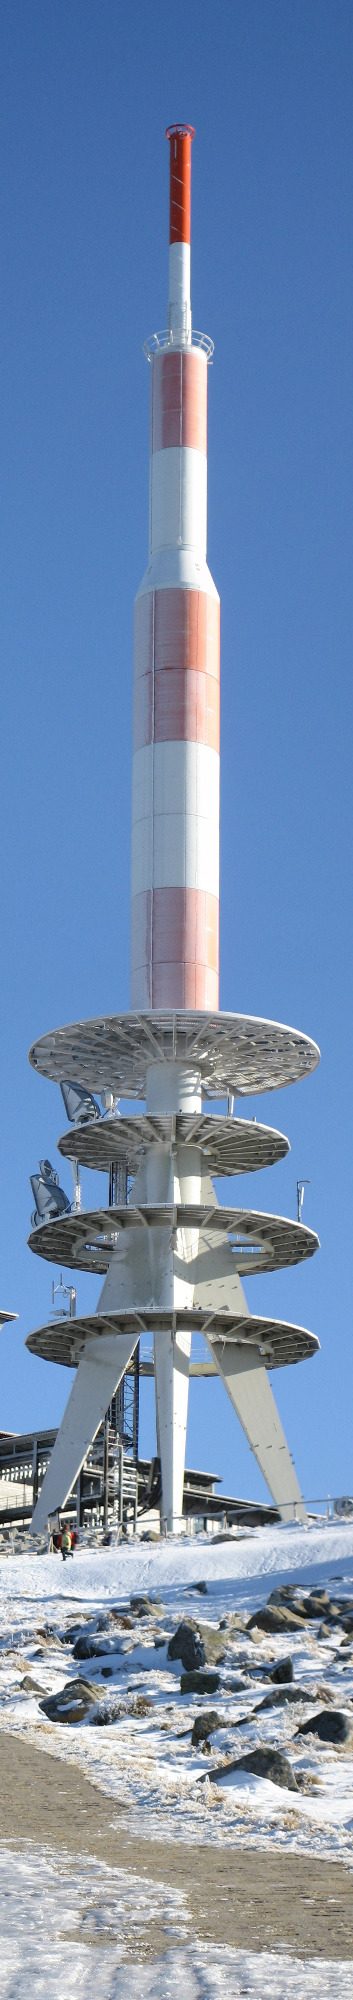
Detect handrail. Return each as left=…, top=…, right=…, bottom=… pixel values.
left=143, top=327, right=214, bottom=362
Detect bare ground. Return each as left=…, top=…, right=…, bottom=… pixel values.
left=1, top=1731, right=353, bottom=1961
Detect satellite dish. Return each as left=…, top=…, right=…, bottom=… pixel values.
left=30, top=1161, right=71, bottom=1228
left=39, top=1158, right=60, bottom=1186
left=60, top=1081, right=101, bottom=1128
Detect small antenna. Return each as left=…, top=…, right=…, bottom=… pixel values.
left=297, top=1179, right=310, bottom=1223
left=51, top=1274, right=76, bottom=1319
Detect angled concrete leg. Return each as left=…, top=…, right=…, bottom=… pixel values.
left=31, top=1331, right=139, bottom=1534
left=209, top=1340, right=306, bottom=1523
left=154, top=1327, right=191, bottom=1533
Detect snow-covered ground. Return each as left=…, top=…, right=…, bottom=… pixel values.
left=1, top=1521, right=353, bottom=1861
left=0, top=1844, right=353, bottom=1999
left=1, top=1521, right=353, bottom=1995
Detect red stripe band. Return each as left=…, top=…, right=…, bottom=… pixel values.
left=131, top=887, right=219, bottom=1010
left=134, top=588, right=220, bottom=750
left=166, top=126, right=194, bottom=245
left=152, top=351, right=207, bottom=454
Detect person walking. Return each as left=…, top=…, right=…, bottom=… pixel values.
left=61, top=1527, right=73, bottom=1561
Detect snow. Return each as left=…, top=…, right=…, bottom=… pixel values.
left=1, top=1520, right=353, bottom=1996
left=1, top=1520, right=353, bottom=1861
left=0, top=1845, right=352, bottom=1999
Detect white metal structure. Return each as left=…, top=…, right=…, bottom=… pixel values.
left=27, top=127, right=320, bottom=1535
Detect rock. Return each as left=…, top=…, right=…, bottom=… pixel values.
left=168, top=1623, right=206, bottom=1671
left=180, top=1669, right=221, bottom=1695
left=307, top=1588, right=331, bottom=1607
left=318, top=1624, right=336, bottom=1640
left=73, top=1633, right=132, bottom=1662
left=110, top=1612, right=135, bottom=1629
left=266, top=1591, right=334, bottom=1624
left=268, top=1586, right=297, bottom=1603
left=269, top=1656, right=294, bottom=1684
left=39, top=1677, right=98, bottom=1724
left=191, top=1710, right=221, bottom=1746
left=73, top=1634, right=102, bottom=1661
left=255, top=1685, right=312, bottom=1711
left=189, top=1581, right=208, bottom=1595
left=219, top=1613, right=248, bottom=1634
left=248, top=1606, right=308, bottom=1635
left=299, top=1596, right=333, bottom=1621
left=296, top=1708, right=353, bottom=1745
left=202, top=1746, right=299, bottom=1791
left=130, top=1595, right=162, bottom=1614
left=222, top=1677, right=251, bottom=1694
left=19, top=1675, right=48, bottom=1695
left=307, top=1601, right=344, bottom=1625
left=197, top=1624, right=227, bottom=1665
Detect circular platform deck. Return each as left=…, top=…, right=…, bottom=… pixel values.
left=28, top=1204, right=319, bottom=1277
left=26, top=1308, right=319, bottom=1370
left=29, top=1009, right=320, bottom=1098
left=58, top=1112, right=290, bottom=1176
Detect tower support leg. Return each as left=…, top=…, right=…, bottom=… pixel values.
left=209, top=1340, right=306, bottom=1523
left=154, top=1326, right=191, bottom=1533
left=31, top=1331, right=139, bottom=1534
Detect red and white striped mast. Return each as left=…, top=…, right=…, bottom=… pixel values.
left=131, top=124, right=220, bottom=1014
left=27, top=125, right=320, bottom=1541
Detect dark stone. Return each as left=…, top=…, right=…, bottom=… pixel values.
left=73, top=1633, right=124, bottom=1661
left=180, top=1669, right=221, bottom=1695
left=269, top=1656, right=294, bottom=1684
left=197, top=1624, right=227, bottom=1665
left=168, top=1623, right=206, bottom=1671
left=130, top=1595, right=162, bottom=1614
left=202, top=1745, right=299, bottom=1791
left=248, top=1606, right=308, bottom=1634
left=187, top=1582, right=208, bottom=1595
left=191, top=1710, right=221, bottom=1746
left=268, top=1586, right=297, bottom=1603
left=255, top=1685, right=312, bottom=1711
left=39, top=1677, right=98, bottom=1724
left=296, top=1708, right=352, bottom=1745
left=307, top=1589, right=331, bottom=1606
left=73, top=1634, right=102, bottom=1660
left=19, top=1674, right=48, bottom=1695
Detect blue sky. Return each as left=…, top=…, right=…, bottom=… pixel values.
left=0, top=0, right=352, bottom=1508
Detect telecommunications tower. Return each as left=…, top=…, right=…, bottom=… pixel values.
left=27, top=126, right=320, bottom=1534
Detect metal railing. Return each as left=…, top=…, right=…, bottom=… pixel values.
left=143, top=328, right=214, bottom=362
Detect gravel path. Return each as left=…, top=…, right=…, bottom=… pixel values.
left=2, top=1731, right=353, bottom=1960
